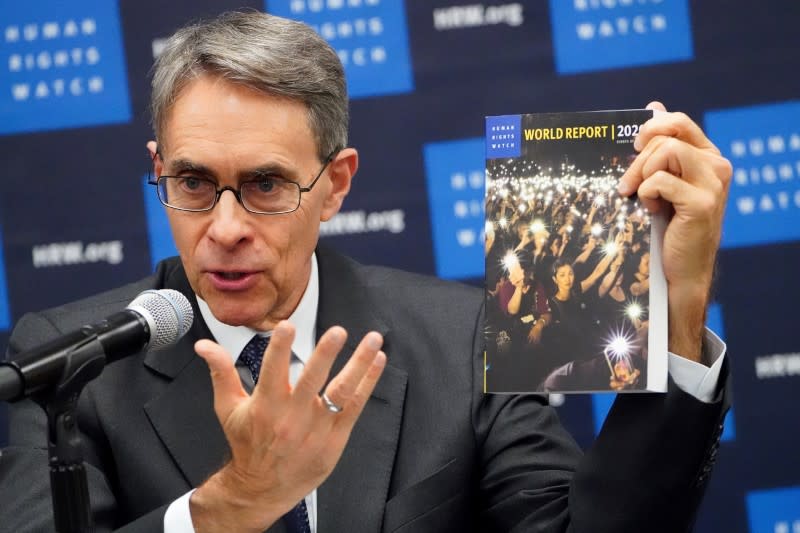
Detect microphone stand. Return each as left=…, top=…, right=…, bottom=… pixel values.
left=34, top=333, right=107, bottom=533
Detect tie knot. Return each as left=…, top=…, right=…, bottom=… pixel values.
left=239, top=334, right=269, bottom=383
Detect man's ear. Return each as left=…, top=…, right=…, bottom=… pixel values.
left=321, top=147, right=358, bottom=221
left=147, top=140, right=163, bottom=177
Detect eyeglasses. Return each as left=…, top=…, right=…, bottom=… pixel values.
left=148, top=149, right=340, bottom=215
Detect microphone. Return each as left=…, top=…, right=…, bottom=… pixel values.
left=0, top=289, right=194, bottom=402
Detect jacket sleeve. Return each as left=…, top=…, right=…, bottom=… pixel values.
left=567, top=365, right=730, bottom=533
left=474, top=298, right=730, bottom=533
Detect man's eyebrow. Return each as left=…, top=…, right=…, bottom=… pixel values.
left=164, top=158, right=301, bottom=181
left=245, top=162, right=299, bottom=181
left=166, top=158, right=215, bottom=176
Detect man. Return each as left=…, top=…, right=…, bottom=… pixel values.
left=0, top=11, right=731, bottom=533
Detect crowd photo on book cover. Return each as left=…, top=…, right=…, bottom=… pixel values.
left=484, top=151, right=653, bottom=393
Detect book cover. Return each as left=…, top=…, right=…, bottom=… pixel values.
left=484, top=109, right=667, bottom=393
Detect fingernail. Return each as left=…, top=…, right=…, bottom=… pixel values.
left=374, top=351, right=387, bottom=367
left=330, top=327, right=346, bottom=344
left=274, top=321, right=290, bottom=338
left=194, top=340, right=209, bottom=357
left=617, top=181, right=630, bottom=196
left=367, top=332, right=383, bottom=350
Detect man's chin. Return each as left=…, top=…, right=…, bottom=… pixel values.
left=204, top=297, right=274, bottom=331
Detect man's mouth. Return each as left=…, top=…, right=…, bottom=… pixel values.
left=207, top=270, right=259, bottom=291
left=216, top=272, right=247, bottom=280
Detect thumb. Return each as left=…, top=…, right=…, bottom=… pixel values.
left=646, top=101, right=667, bottom=113
left=195, top=339, right=248, bottom=420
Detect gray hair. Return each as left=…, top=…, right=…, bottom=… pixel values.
left=150, top=11, right=348, bottom=160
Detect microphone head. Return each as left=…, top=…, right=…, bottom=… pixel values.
left=126, top=289, right=194, bottom=349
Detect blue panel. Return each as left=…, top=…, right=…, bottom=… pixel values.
left=705, top=101, right=800, bottom=248
left=706, top=302, right=725, bottom=338
left=142, top=175, right=177, bottom=270
left=593, top=302, right=736, bottom=440
left=705, top=303, right=736, bottom=441
left=591, top=392, right=615, bottom=436
left=485, top=114, right=521, bottom=159
left=720, top=408, right=736, bottom=442
left=0, top=0, right=131, bottom=135
left=423, top=138, right=485, bottom=280
left=746, top=486, right=800, bottom=533
left=0, top=227, right=10, bottom=330
left=266, top=0, right=413, bottom=99
left=548, top=0, right=693, bottom=74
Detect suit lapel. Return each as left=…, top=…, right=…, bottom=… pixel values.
left=141, top=259, right=230, bottom=488
left=143, top=354, right=228, bottom=487
left=315, top=248, right=408, bottom=533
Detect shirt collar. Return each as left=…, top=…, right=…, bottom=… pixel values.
left=197, top=252, right=319, bottom=365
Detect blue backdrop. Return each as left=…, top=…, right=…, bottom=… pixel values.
left=1, top=1, right=799, bottom=531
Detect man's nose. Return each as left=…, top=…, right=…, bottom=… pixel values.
left=206, top=189, right=251, bottom=248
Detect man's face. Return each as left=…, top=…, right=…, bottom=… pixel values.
left=152, top=75, right=354, bottom=330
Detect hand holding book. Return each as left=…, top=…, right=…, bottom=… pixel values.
left=619, top=102, right=732, bottom=364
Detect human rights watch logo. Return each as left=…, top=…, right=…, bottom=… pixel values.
left=548, top=0, right=693, bottom=74
left=1, top=0, right=131, bottom=135
left=746, top=486, right=800, bottom=533
left=705, top=101, right=800, bottom=249
left=423, top=138, right=486, bottom=280
left=266, top=0, right=414, bottom=99
left=486, top=115, right=521, bottom=159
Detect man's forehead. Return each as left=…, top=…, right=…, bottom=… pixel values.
left=158, top=74, right=317, bottom=154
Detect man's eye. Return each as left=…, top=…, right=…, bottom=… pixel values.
left=179, top=177, right=210, bottom=192
left=255, top=178, right=276, bottom=193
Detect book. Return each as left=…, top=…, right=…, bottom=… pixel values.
left=483, top=109, right=667, bottom=393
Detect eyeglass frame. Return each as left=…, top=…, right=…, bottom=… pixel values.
left=148, top=148, right=341, bottom=215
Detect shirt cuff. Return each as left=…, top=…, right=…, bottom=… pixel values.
left=164, top=489, right=197, bottom=533
left=667, top=327, right=727, bottom=403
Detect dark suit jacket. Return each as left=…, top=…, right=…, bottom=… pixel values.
left=0, top=248, right=728, bottom=532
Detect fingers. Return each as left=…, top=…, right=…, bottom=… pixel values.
left=334, top=350, right=386, bottom=428
left=195, top=339, right=248, bottom=421
left=636, top=170, right=695, bottom=213
left=634, top=110, right=718, bottom=153
left=619, top=108, right=720, bottom=197
left=289, top=326, right=348, bottom=404
left=322, top=331, right=383, bottom=414
left=252, top=324, right=384, bottom=422
left=261, top=329, right=385, bottom=457
left=254, top=321, right=295, bottom=399
left=621, top=128, right=731, bottom=214
left=639, top=136, right=725, bottom=194
left=198, top=325, right=387, bottom=512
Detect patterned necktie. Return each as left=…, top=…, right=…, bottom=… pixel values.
left=239, top=335, right=312, bottom=533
